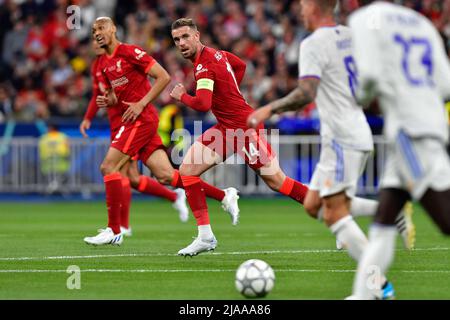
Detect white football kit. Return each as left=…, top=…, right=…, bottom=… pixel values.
left=300, top=25, right=373, bottom=197
left=349, top=2, right=450, bottom=199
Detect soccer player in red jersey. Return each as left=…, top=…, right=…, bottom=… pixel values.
left=84, top=17, right=239, bottom=246
left=170, top=18, right=309, bottom=256
left=80, top=40, right=190, bottom=235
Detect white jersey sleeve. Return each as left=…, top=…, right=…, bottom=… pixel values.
left=298, top=37, right=328, bottom=79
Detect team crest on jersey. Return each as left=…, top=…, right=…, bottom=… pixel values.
left=116, top=59, right=122, bottom=72
left=134, top=48, right=146, bottom=60
left=196, top=64, right=203, bottom=71
left=214, top=51, right=222, bottom=61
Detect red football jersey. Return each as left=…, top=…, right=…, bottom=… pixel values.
left=193, top=46, right=254, bottom=129
left=97, top=43, right=159, bottom=130
left=84, top=56, right=122, bottom=131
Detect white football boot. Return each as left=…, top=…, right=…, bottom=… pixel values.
left=84, top=227, right=123, bottom=246
left=173, top=188, right=189, bottom=223
left=221, top=187, right=240, bottom=225
left=177, top=236, right=218, bottom=257
left=120, top=226, right=132, bottom=237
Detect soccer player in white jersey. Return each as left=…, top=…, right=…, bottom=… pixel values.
left=347, top=1, right=450, bottom=299
left=248, top=0, right=412, bottom=299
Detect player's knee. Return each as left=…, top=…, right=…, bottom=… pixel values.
left=152, top=169, right=173, bottom=185
left=263, top=175, right=283, bottom=192
left=267, top=180, right=279, bottom=192
left=128, top=174, right=140, bottom=188
left=100, top=162, right=115, bottom=176
left=303, top=199, right=319, bottom=219
left=157, top=175, right=172, bottom=186
left=179, top=163, right=200, bottom=177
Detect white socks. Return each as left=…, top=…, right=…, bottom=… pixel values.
left=198, top=224, right=214, bottom=240
left=330, top=215, right=368, bottom=261
left=350, top=197, right=378, bottom=217
left=353, top=225, right=397, bottom=299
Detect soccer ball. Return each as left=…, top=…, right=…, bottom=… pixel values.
left=235, top=259, right=275, bottom=298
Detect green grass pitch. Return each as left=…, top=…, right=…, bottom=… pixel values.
left=0, top=198, right=449, bottom=299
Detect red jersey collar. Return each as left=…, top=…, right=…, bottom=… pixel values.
left=194, top=45, right=206, bottom=66
left=106, top=42, right=122, bottom=59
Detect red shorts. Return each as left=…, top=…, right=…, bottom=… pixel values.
left=110, top=121, right=164, bottom=163
left=197, top=123, right=275, bottom=170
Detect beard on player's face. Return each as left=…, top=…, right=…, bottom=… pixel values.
left=178, top=39, right=197, bottom=59
left=182, top=45, right=196, bottom=59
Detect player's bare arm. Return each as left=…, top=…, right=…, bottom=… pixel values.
left=356, top=79, right=378, bottom=108
left=96, top=89, right=117, bottom=108
left=79, top=119, right=91, bottom=138
left=247, top=78, right=319, bottom=128
left=122, top=62, right=171, bottom=123
left=170, top=83, right=186, bottom=101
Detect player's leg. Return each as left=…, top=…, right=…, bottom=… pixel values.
left=176, top=141, right=224, bottom=256
left=323, top=192, right=368, bottom=260
left=141, top=125, right=239, bottom=223
left=141, top=148, right=188, bottom=222
left=414, top=138, right=450, bottom=235
left=252, top=151, right=309, bottom=205
left=351, top=188, right=410, bottom=299
left=419, top=188, right=450, bottom=235
left=128, top=158, right=178, bottom=204
left=236, top=127, right=308, bottom=204
left=119, top=160, right=132, bottom=236
left=127, top=157, right=190, bottom=222
left=84, top=147, right=130, bottom=245
left=143, top=147, right=227, bottom=204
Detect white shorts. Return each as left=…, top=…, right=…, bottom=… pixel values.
left=309, top=140, right=371, bottom=198
left=380, top=131, right=450, bottom=200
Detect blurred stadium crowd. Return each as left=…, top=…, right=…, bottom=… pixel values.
left=0, top=0, right=449, bottom=124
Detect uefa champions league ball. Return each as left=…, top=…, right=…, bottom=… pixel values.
left=235, top=259, right=275, bottom=298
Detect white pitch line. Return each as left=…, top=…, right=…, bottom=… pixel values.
left=0, top=269, right=449, bottom=274
left=0, top=247, right=448, bottom=262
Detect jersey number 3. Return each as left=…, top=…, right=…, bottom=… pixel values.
left=393, top=34, right=434, bottom=87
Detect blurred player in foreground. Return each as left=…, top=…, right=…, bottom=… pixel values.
left=248, top=0, right=415, bottom=299
left=347, top=1, right=450, bottom=299
left=84, top=17, right=239, bottom=246
left=170, top=18, right=309, bottom=256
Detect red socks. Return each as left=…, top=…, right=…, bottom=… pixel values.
left=171, top=170, right=225, bottom=201
left=120, top=177, right=131, bottom=229
left=279, top=176, right=308, bottom=204
left=181, top=175, right=210, bottom=225
left=104, top=173, right=123, bottom=234
left=137, top=175, right=177, bottom=202
left=203, top=180, right=226, bottom=202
